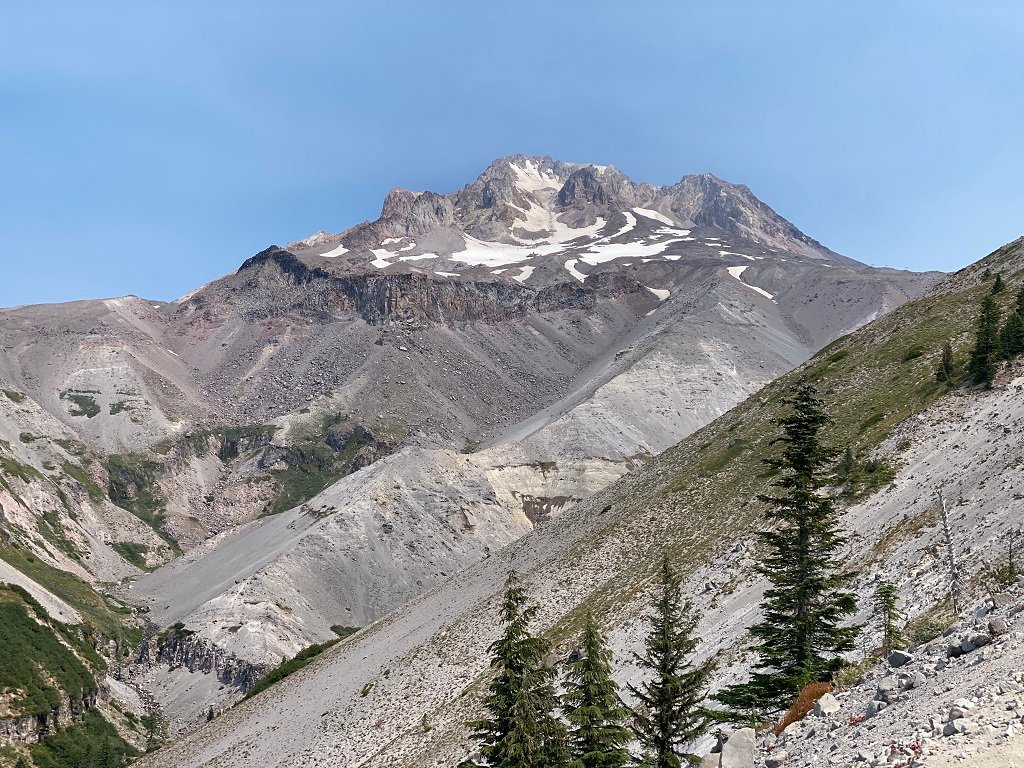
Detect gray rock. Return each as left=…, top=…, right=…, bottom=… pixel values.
left=867, top=699, right=887, bottom=716
left=719, top=727, right=755, bottom=768
left=943, top=718, right=977, bottom=736
left=888, top=649, right=914, bottom=668
left=989, top=617, right=1008, bottom=635
left=877, top=676, right=899, bottom=695
left=813, top=693, right=841, bottom=717
left=949, top=699, right=976, bottom=720
left=780, top=721, right=802, bottom=739
left=960, top=637, right=977, bottom=654
left=698, top=754, right=719, bottom=768
left=901, top=671, right=927, bottom=690
left=764, top=751, right=788, bottom=768
left=947, top=643, right=963, bottom=658
left=991, top=592, right=1013, bottom=609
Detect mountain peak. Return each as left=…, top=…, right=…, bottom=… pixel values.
left=285, top=155, right=846, bottom=281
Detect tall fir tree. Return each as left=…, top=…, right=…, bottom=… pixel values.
left=629, top=556, right=715, bottom=768
left=935, top=340, right=956, bottom=383
left=992, top=272, right=1005, bottom=294
left=874, top=581, right=905, bottom=654
left=562, top=612, right=633, bottom=768
left=999, top=285, right=1024, bottom=360
left=968, top=295, right=1002, bottom=387
left=1001, top=311, right=1024, bottom=359
left=465, top=570, right=568, bottom=768
left=716, top=382, right=859, bottom=718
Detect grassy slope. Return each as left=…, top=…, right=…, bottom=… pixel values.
left=549, top=240, right=1024, bottom=636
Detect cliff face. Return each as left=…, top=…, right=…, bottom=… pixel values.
left=182, top=246, right=645, bottom=324
left=137, top=630, right=267, bottom=693
left=0, top=689, right=102, bottom=745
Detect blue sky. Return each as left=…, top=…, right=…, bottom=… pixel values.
left=2, top=2, right=1022, bottom=307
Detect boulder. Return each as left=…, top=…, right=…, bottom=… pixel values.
left=765, top=751, right=788, bottom=768
left=698, top=754, right=719, bottom=768
left=943, top=718, right=977, bottom=736
left=866, top=700, right=887, bottom=717
left=719, top=727, right=755, bottom=768
left=946, top=643, right=963, bottom=658
left=876, top=677, right=900, bottom=704
left=888, top=649, right=914, bottom=668
left=901, top=671, right=927, bottom=690
left=877, top=677, right=899, bottom=695
left=991, top=592, right=1012, bottom=609
left=989, top=617, right=1008, bottom=635
left=949, top=699, right=976, bottom=720
left=813, top=692, right=841, bottom=717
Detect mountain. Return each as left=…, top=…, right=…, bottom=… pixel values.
left=133, top=237, right=1024, bottom=768
left=0, top=156, right=940, bottom=754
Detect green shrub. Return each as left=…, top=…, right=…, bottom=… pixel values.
left=2, top=389, right=26, bottom=403
left=30, top=710, right=138, bottom=768
left=330, top=625, right=359, bottom=639
left=0, top=590, right=97, bottom=717
left=245, top=636, right=347, bottom=698
left=902, top=345, right=925, bottom=362
left=111, top=542, right=150, bottom=570
left=61, top=462, right=105, bottom=503
left=59, top=391, right=100, bottom=419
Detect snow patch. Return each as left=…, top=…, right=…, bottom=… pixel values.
left=654, top=227, right=694, bottom=239
left=512, top=266, right=535, bottom=283
left=434, top=271, right=460, bottom=277
left=575, top=237, right=692, bottom=266
left=564, top=259, right=586, bottom=283
left=510, top=159, right=561, bottom=195
left=321, top=242, right=349, bottom=258
left=400, top=253, right=438, bottom=262
left=726, top=266, right=775, bottom=301
left=646, top=287, right=670, bottom=301
left=633, top=207, right=675, bottom=226
left=720, top=250, right=753, bottom=261
left=370, top=249, right=394, bottom=269
left=608, top=211, right=637, bottom=239
left=451, top=218, right=608, bottom=268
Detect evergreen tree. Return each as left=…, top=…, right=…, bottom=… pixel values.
left=874, top=581, right=905, bottom=654
left=998, top=285, right=1024, bottom=360
left=716, top=382, right=859, bottom=717
left=466, top=570, right=567, bottom=768
left=1001, top=311, right=1024, bottom=359
left=562, top=612, right=633, bottom=768
left=992, top=272, right=1005, bottom=294
left=835, top=445, right=855, bottom=480
left=629, top=556, right=715, bottom=768
left=935, top=340, right=956, bottom=383
left=968, top=295, right=1002, bottom=387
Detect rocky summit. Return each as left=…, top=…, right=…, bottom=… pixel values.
left=0, top=156, right=961, bottom=765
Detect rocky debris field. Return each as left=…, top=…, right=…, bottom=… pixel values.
left=753, top=580, right=1024, bottom=767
